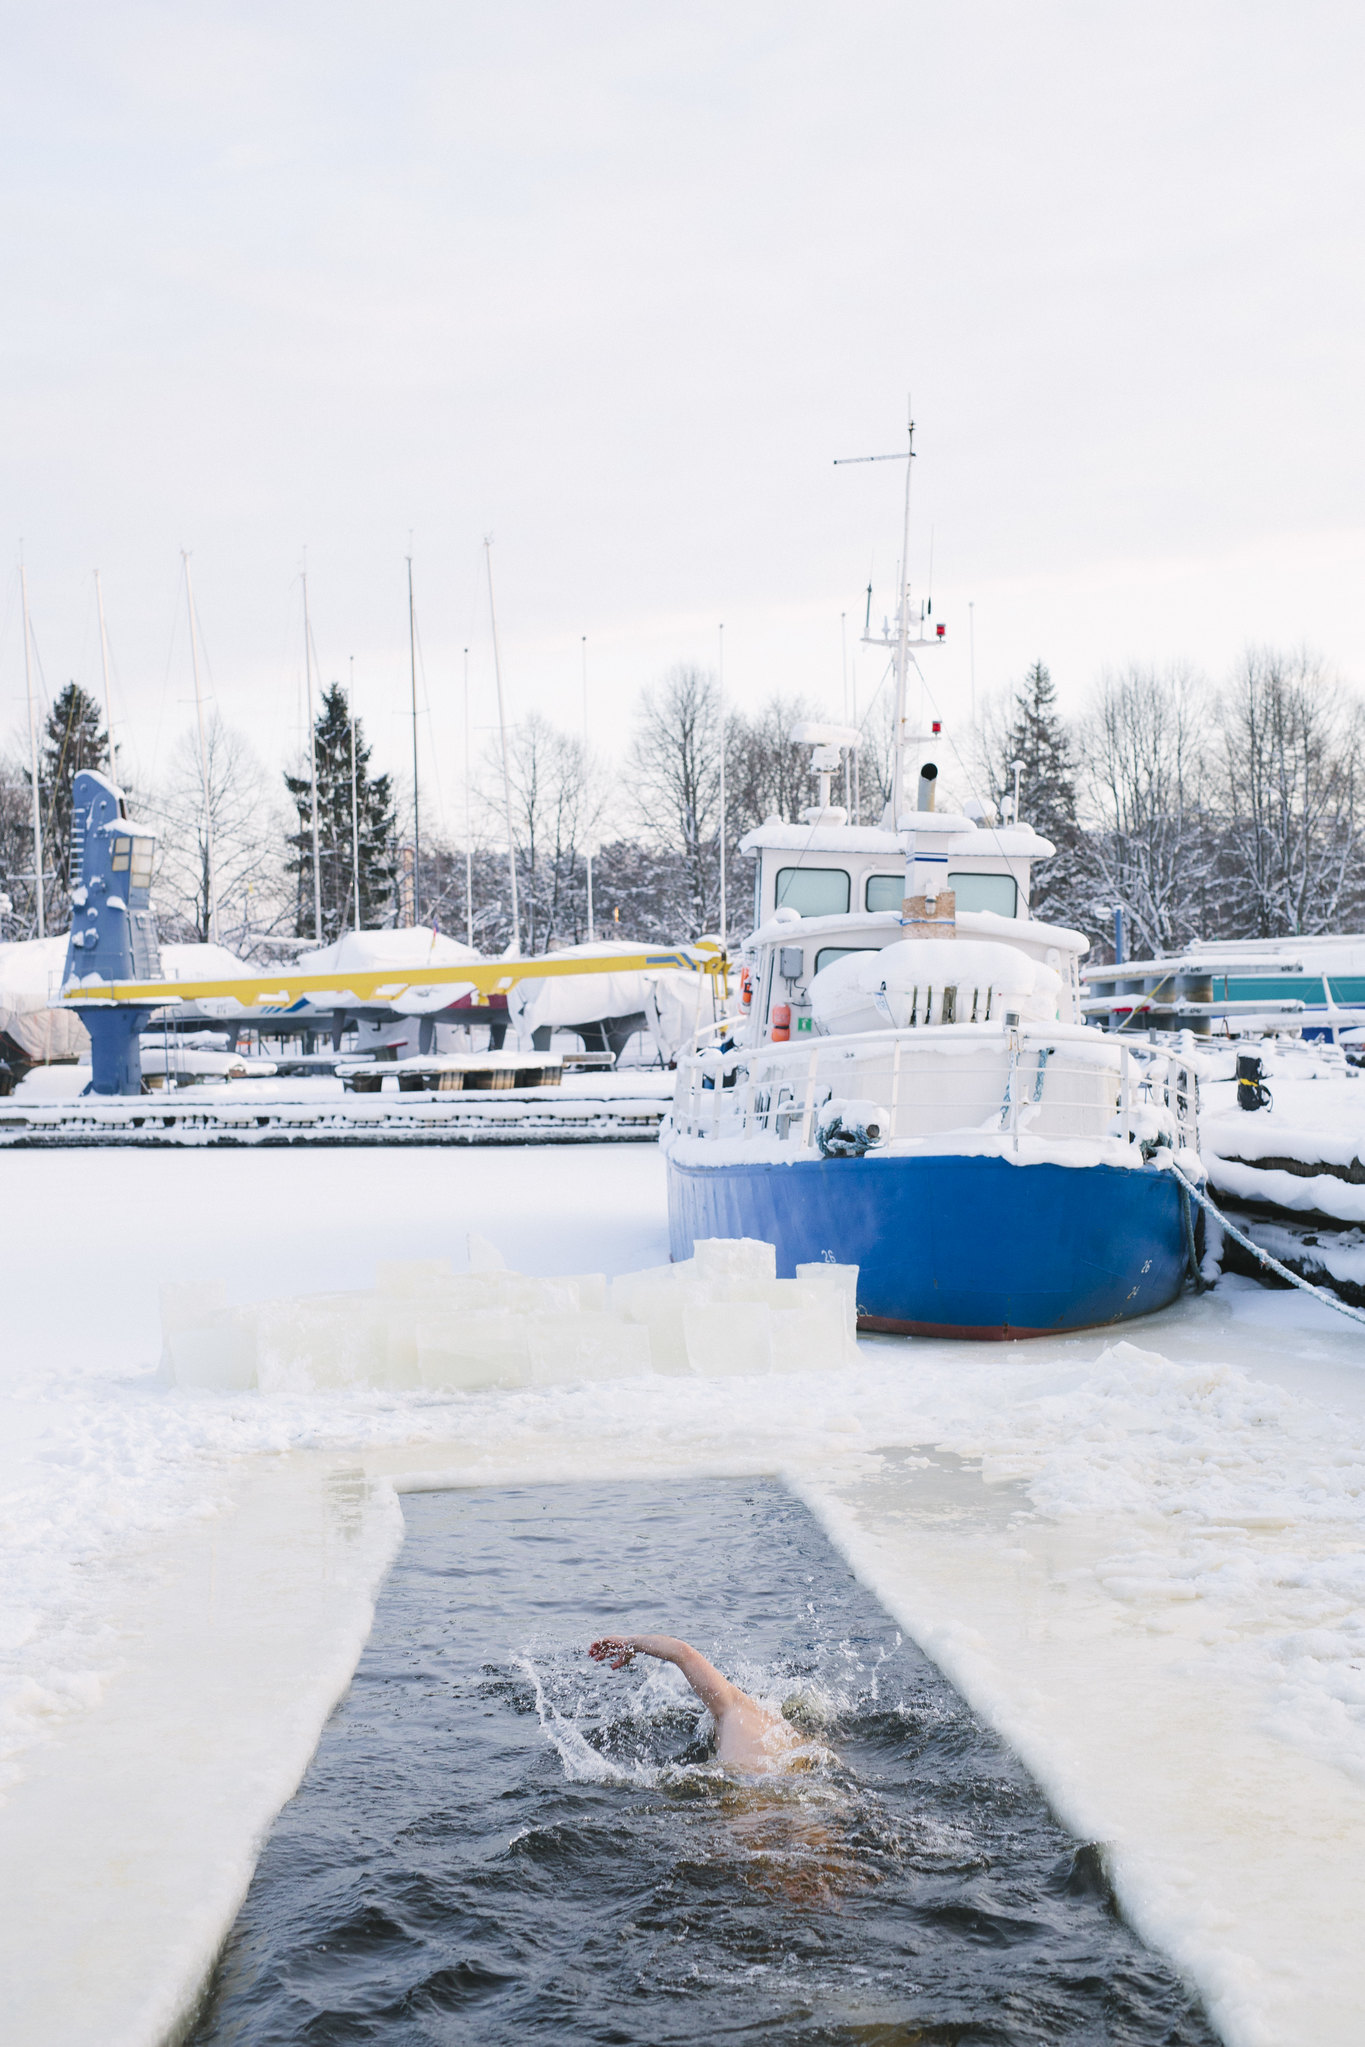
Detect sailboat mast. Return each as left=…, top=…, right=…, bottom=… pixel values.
left=581, top=635, right=593, bottom=942
left=301, top=569, right=322, bottom=941
left=717, top=622, right=726, bottom=945
left=485, top=540, right=520, bottom=953
left=182, top=553, right=218, bottom=945
left=407, top=554, right=420, bottom=929
left=94, top=570, right=115, bottom=773
left=349, top=652, right=361, bottom=934
left=889, top=410, right=915, bottom=828
left=20, top=562, right=43, bottom=940
left=463, top=646, right=473, bottom=948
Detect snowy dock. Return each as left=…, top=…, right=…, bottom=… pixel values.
left=0, top=1070, right=673, bottom=1147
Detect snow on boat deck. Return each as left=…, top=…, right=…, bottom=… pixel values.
left=3, top=1146, right=1365, bottom=2045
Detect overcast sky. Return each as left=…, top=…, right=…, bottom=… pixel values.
left=2, top=2, right=1361, bottom=830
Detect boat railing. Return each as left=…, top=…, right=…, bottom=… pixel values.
left=674, top=1029, right=1199, bottom=1157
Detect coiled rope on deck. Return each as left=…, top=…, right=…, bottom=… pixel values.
left=1176, top=1167, right=1365, bottom=1330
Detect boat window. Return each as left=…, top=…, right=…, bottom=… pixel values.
left=948, top=871, right=1018, bottom=917
left=774, top=867, right=850, bottom=918
left=815, top=945, right=884, bottom=974
left=865, top=874, right=903, bottom=911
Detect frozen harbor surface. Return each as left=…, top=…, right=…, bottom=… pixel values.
left=3, top=1146, right=1365, bottom=2044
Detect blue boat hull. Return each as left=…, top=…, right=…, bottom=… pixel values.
left=666, top=1151, right=1187, bottom=1338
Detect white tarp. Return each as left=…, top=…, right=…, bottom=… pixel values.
left=159, top=943, right=252, bottom=982
left=0, top=936, right=88, bottom=1063
left=293, top=928, right=483, bottom=1014
left=507, top=941, right=725, bottom=1059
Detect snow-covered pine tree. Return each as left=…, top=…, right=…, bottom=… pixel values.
left=998, top=660, right=1085, bottom=927
left=284, top=684, right=397, bottom=940
left=38, top=682, right=108, bottom=925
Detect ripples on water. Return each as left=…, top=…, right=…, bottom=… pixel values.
left=191, top=1480, right=1214, bottom=2045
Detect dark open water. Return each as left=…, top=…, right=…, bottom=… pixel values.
left=190, top=1480, right=1214, bottom=2045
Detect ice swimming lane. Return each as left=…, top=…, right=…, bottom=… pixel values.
left=189, top=1479, right=1213, bottom=2045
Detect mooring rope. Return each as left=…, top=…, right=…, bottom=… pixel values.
left=1176, top=1166, right=1365, bottom=1329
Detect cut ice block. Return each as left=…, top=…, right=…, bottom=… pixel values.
left=796, top=1262, right=860, bottom=1341
left=527, top=1312, right=651, bottom=1386
left=693, top=1238, right=777, bottom=1285
left=167, top=1323, right=256, bottom=1392
left=684, top=1298, right=772, bottom=1377
left=570, top=1273, right=609, bottom=1313
left=770, top=1295, right=853, bottom=1374
left=375, top=1258, right=455, bottom=1296
left=159, top=1279, right=229, bottom=1373
left=610, top=1268, right=692, bottom=1375
left=252, top=1294, right=385, bottom=1392
left=415, top=1309, right=531, bottom=1391
left=467, top=1232, right=506, bottom=1272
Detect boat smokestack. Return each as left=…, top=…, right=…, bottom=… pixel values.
left=917, top=762, right=938, bottom=812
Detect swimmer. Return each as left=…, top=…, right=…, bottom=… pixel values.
left=589, top=1634, right=799, bottom=1772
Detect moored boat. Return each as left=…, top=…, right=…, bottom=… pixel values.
left=663, top=423, right=1198, bottom=1337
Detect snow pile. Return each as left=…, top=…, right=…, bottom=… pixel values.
left=160, top=1236, right=859, bottom=1394
left=811, top=937, right=1057, bottom=1035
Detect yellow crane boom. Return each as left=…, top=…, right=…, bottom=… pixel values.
left=62, top=945, right=728, bottom=1011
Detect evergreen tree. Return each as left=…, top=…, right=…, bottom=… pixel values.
left=284, top=684, right=396, bottom=940
left=34, top=682, right=108, bottom=924
left=999, top=660, right=1084, bottom=928
left=1001, top=661, right=1076, bottom=843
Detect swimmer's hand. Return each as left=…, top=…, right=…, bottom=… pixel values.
left=589, top=1636, right=636, bottom=1670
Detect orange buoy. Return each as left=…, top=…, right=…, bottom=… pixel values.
left=771, top=1002, right=791, bottom=1042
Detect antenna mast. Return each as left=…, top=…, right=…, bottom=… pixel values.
left=835, top=405, right=944, bottom=827
left=94, top=570, right=115, bottom=773
left=182, top=553, right=219, bottom=945
left=20, top=561, right=43, bottom=939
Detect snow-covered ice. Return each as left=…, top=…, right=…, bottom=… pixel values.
left=5, top=1145, right=1365, bottom=2044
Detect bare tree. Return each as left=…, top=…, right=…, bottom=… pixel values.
left=1077, top=663, right=1215, bottom=955
left=151, top=718, right=289, bottom=951
left=478, top=712, right=609, bottom=954
left=627, top=666, right=722, bottom=937
left=1216, top=647, right=1365, bottom=936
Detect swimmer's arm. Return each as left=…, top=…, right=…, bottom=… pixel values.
left=589, top=1634, right=737, bottom=1719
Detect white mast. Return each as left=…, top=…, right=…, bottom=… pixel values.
left=463, top=646, right=474, bottom=948
left=836, top=405, right=940, bottom=828
left=889, top=411, right=916, bottom=828
left=301, top=568, right=322, bottom=940
left=484, top=539, right=520, bottom=952
left=182, top=552, right=218, bottom=945
left=717, top=622, right=726, bottom=945
left=94, top=570, right=115, bottom=773
left=20, top=561, right=43, bottom=939
left=349, top=652, right=361, bottom=934
left=581, top=635, right=594, bottom=942
left=406, top=554, right=420, bottom=928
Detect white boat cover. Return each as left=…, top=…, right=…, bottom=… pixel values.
left=0, top=935, right=88, bottom=1062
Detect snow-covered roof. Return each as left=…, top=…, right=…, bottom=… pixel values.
left=738, top=817, right=1054, bottom=859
